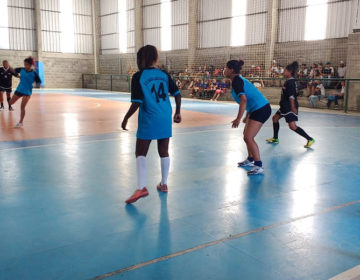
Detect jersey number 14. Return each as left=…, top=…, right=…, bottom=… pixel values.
left=151, top=83, right=167, bottom=103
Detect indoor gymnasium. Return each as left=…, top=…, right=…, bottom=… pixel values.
left=1, top=0, right=360, bottom=279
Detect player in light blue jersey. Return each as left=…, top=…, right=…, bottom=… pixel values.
left=9, top=56, right=41, bottom=128
left=122, top=45, right=182, bottom=204
left=224, top=59, right=271, bottom=175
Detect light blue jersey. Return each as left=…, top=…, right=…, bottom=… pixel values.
left=15, top=68, right=41, bottom=96
left=131, top=68, right=180, bottom=140
left=231, top=75, right=268, bottom=113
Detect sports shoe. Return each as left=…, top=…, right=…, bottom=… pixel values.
left=14, top=123, right=23, bottom=128
left=247, top=166, right=264, bottom=175
left=304, top=138, right=315, bottom=148
left=125, top=188, right=149, bottom=204
left=157, top=183, right=168, bottom=193
left=238, top=159, right=254, bottom=167
left=266, top=138, right=279, bottom=144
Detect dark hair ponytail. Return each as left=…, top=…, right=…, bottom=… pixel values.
left=24, top=56, right=36, bottom=67
left=286, top=61, right=299, bottom=77
left=137, top=45, right=158, bottom=70
left=226, top=59, right=244, bottom=74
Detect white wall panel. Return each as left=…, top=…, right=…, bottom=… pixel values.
left=199, top=0, right=232, bottom=21
left=40, top=0, right=60, bottom=11
left=245, top=13, right=266, bottom=45
left=144, top=28, right=161, bottom=48
left=41, top=11, right=60, bottom=31
left=74, top=15, right=92, bottom=34
left=143, top=0, right=161, bottom=6
left=75, top=34, right=93, bottom=53
left=247, top=0, right=268, bottom=14
left=10, top=0, right=34, bottom=8
left=73, top=0, right=92, bottom=15
left=172, top=24, right=188, bottom=50
left=199, top=19, right=231, bottom=48
left=101, top=34, right=119, bottom=50
left=128, top=9, right=135, bottom=30
left=101, top=14, right=118, bottom=34
left=172, top=0, right=188, bottom=25
left=9, top=29, right=36, bottom=50
left=100, top=0, right=118, bottom=15
left=280, top=0, right=307, bottom=9
left=278, top=7, right=306, bottom=42
left=42, top=31, right=60, bottom=52
left=8, top=7, right=35, bottom=28
left=326, top=0, right=352, bottom=38
left=143, top=4, right=161, bottom=28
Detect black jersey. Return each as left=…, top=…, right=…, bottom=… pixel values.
left=279, top=78, right=298, bottom=113
left=0, top=67, right=14, bottom=89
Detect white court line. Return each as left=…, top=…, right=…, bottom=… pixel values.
left=1, top=125, right=360, bottom=152
left=90, top=200, right=360, bottom=280
left=0, top=128, right=234, bottom=152
left=329, top=265, right=360, bottom=280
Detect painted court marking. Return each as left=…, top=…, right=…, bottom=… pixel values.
left=90, top=200, right=360, bottom=280
left=329, top=265, right=360, bottom=280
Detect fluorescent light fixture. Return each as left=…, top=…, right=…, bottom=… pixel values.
left=231, top=0, right=247, bottom=46
left=60, top=0, right=75, bottom=53
left=161, top=0, right=172, bottom=51
left=305, top=0, right=328, bottom=40
left=0, top=0, right=9, bottom=49
left=118, top=0, right=127, bottom=53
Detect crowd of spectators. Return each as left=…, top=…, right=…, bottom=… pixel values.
left=128, top=60, right=347, bottom=109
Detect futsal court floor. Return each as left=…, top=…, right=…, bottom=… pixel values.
left=0, top=89, right=360, bottom=280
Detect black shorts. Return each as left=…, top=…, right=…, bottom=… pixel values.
left=14, top=91, right=29, bottom=98
left=276, top=110, right=298, bottom=123
left=0, top=87, right=12, bottom=93
left=249, top=103, right=272, bottom=124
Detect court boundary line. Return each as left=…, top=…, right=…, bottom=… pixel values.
left=90, top=199, right=360, bottom=280
left=1, top=125, right=360, bottom=152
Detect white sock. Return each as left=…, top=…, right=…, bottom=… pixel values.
left=160, top=157, right=170, bottom=185
left=136, top=156, right=147, bottom=190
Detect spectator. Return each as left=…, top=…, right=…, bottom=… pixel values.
left=307, top=69, right=322, bottom=97
left=337, top=61, right=346, bottom=78
left=327, top=81, right=345, bottom=109
left=322, top=62, right=334, bottom=88
left=309, top=63, right=318, bottom=78
left=309, top=79, right=325, bottom=107
left=297, top=63, right=308, bottom=93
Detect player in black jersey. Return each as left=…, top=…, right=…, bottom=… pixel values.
left=0, top=60, right=15, bottom=111
left=266, top=61, right=315, bottom=148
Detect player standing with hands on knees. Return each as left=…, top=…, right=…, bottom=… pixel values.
left=10, top=56, right=41, bottom=128
left=122, top=45, right=182, bottom=204
left=224, top=59, right=271, bottom=175
left=266, top=61, right=315, bottom=148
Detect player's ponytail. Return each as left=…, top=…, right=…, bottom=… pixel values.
left=24, top=56, right=36, bottom=67
left=226, top=59, right=244, bottom=74
left=286, top=61, right=299, bottom=77
left=137, top=45, right=159, bottom=71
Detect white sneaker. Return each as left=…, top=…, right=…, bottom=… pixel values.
left=238, top=159, right=254, bottom=167
left=14, top=123, right=23, bottom=128
left=247, top=166, right=264, bottom=175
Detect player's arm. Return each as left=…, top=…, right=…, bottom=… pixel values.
left=168, top=73, right=182, bottom=123
left=122, top=72, right=143, bottom=130
left=232, top=95, right=247, bottom=128
left=243, top=111, right=250, bottom=123
left=13, top=67, right=22, bottom=78
left=34, top=72, right=42, bottom=88
left=288, top=81, right=297, bottom=114
left=122, top=103, right=140, bottom=130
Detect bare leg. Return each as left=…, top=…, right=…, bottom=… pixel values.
left=243, top=119, right=263, bottom=162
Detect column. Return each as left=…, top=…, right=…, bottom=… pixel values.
left=187, top=0, right=198, bottom=71
left=264, top=0, right=279, bottom=75
left=135, top=0, right=143, bottom=51
left=92, top=0, right=100, bottom=74
left=34, top=0, right=42, bottom=61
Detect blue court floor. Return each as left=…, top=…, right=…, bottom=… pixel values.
left=0, top=90, right=360, bottom=280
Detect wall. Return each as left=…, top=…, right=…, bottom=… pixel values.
left=0, top=50, right=94, bottom=88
